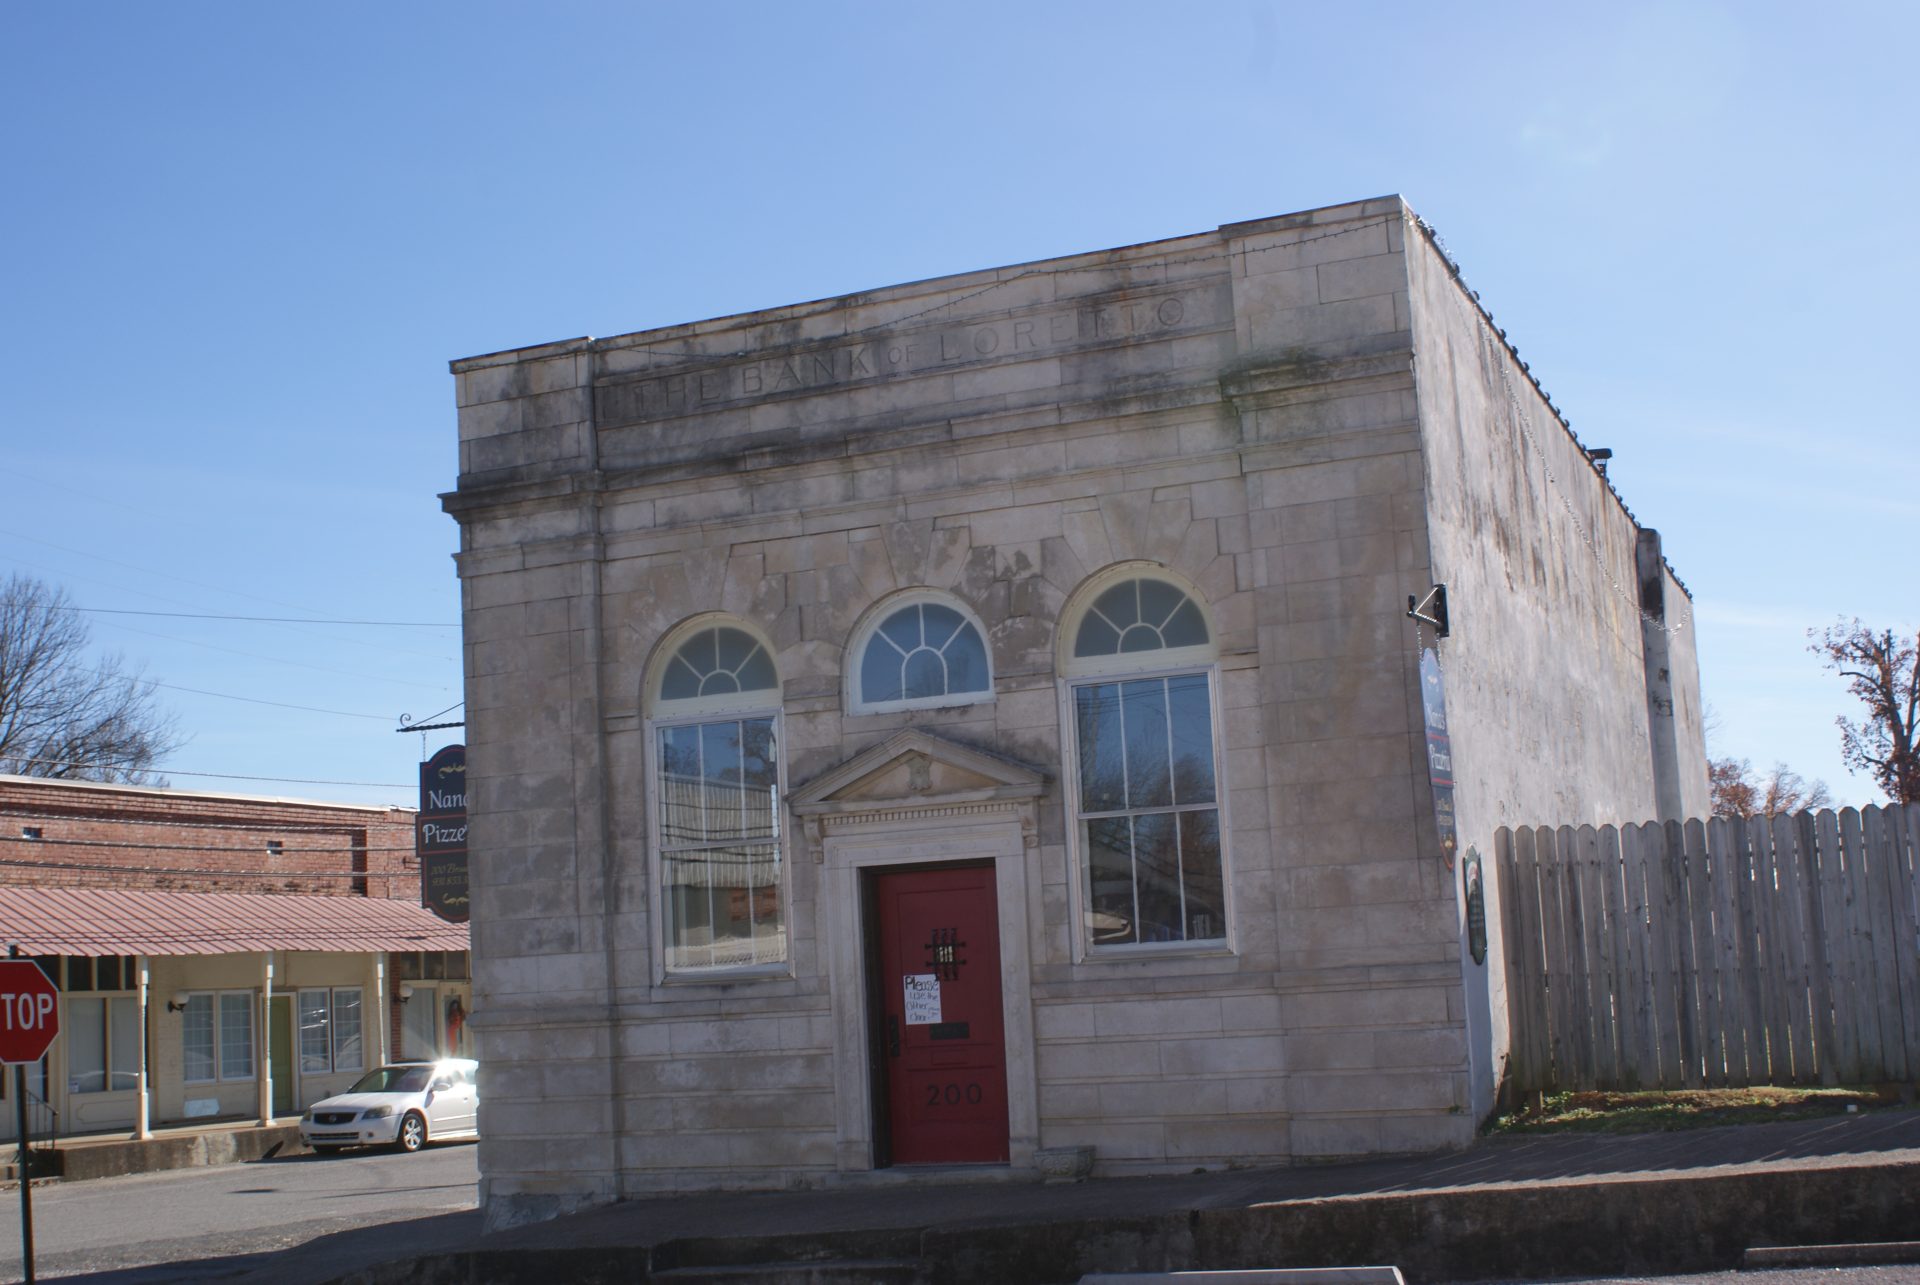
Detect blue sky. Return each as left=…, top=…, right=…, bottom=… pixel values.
left=3, top=1, right=1912, bottom=807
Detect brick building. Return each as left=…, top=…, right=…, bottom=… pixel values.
left=443, top=196, right=1708, bottom=1227
left=0, top=774, right=470, bottom=1141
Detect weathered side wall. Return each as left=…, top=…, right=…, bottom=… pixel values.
left=1403, top=225, right=1709, bottom=1111
left=446, top=198, right=1699, bottom=1225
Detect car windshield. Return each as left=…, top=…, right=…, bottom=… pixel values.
left=347, top=1065, right=434, bottom=1094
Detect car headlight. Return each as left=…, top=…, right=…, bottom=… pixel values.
left=363, top=1105, right=394, bottom=1119
left=302, top=1110, right=314, bottom=1122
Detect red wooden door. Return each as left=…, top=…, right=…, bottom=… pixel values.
left=873, top=864, right=1009, bottom=1165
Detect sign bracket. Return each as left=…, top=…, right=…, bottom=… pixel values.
left=1407, top=583, right=1450, bottom=638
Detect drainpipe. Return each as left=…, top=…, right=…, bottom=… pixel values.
left=135, top=957, right=151, bottom=1141
left=257, top=954, right=274, bottom=1126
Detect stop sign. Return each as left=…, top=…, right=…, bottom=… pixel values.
left=0, top=960, right=59, bottom=1065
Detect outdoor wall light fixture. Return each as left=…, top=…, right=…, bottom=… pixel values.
left=398, top=983, right=415, bottom=1002
left=166, top=991, right=191, bottom=1013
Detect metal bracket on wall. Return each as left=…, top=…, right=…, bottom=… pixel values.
left=1407, top=583, right=1450, bottom=638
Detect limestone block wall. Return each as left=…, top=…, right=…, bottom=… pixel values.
left=443, top=197, right=1700, bottom=1222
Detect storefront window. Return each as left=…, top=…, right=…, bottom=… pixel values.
left=185, top=990, right=254, bottom=1084
left=297, top=987, right=363, bottom=1074
left=68, top=993, right=139, bottom=1094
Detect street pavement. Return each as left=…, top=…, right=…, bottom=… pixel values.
left=8, top=1111, right=1920, bottom=1283
left=0, top=1141, right=478, bottom=1282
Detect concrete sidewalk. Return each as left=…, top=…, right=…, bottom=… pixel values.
left=327, top=1110, right=1920, bottom=1285
left=3, top=1117, right=305, bottom=1184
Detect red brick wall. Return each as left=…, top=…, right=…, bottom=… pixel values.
left=0, top=776, right=419, bottom=900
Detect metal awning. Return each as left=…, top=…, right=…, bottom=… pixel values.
left=0, top=886, right=469, bottom=957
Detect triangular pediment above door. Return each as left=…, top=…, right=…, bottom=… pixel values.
left=788, top=729, right=1047, bottom=815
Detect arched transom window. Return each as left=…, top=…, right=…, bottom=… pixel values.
left=1073, top=577, right=1210, bottom=658
left=659, top=625, right=778, bottom=705
left=850, top=596, right=992, bottom=714
left=1063, top=574, right=1226, bottom=951
left=651, top=623, right=784, bottom=973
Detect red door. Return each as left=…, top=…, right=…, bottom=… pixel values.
left=872, top=864, right=1009, bottom=1165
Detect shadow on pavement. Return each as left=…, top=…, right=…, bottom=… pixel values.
left=38, top=1208, right=481, bottom=1285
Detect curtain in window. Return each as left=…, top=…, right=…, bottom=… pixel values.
left=109, top=996, right=139, bottom=1091
left=183, top=994, right=216, bottom=1082
left=331, top=989, right=363, bottom=1072
left=219, top=993, right=255, bottom=1080
left=68, top=997, right=106, bottom=1094
left=297, top=991, right=331, bottom=1074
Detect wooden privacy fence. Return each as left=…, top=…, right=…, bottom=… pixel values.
left=1497, top=804, right=1920, bottom=1094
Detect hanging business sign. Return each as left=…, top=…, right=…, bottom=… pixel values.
left=418, top=744, right=469, bottom=923
left=1419, top=646, right=1457, bottom=871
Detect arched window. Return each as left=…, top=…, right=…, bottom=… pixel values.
left=650, top=622, right=785, bottom=973
left=1072, top=577, right=1210, bottom=659
left=848, top=595, right=992, bottom=714
left=1062, top=572, right=1226, bottom=951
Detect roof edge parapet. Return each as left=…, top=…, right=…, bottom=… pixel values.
left=447, top=197, right=1408, bottom=371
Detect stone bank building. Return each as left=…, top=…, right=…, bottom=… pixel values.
left=443, top=196, right=1709, bottom=1226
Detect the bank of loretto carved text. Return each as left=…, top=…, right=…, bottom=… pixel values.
left=595, top=285, right=1217, bottom=426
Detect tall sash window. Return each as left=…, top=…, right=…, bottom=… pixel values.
left=1065, top=576, right=1227, bottom=949
left=652, top=624, right=785, bottom=972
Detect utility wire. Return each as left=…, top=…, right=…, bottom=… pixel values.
left=0, top=543, right=456, bottom=662
left=70, top=607, right=455, bottom=627
left=0, top=855, right=415, bottom=879
left=2, top=811, right=411, bottom=834
left=148, top=680, right=399, bottom=721
left=0, top=834, right=420, bottom=854
left=55, top=658, right=412, bottom=722
left=95, top=617, right=454, bottom=692
left=5, top=756, right=413, bottom=789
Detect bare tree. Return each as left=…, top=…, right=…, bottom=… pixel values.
left=1709, top=756, right=1833, bottom=817
left=0, top=574, right=180, bottom=783
left=1809, top=619, right=1919, bottom=805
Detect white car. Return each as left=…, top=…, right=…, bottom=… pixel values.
left=299, top=1058, right=479, bottom=1153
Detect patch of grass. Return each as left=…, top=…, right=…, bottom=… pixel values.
left=1489, top=1084, right=1910, bottom=1135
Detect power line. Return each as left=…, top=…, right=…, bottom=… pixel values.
left=69, top=607, right=455, bottom=628
left=147, top=680, right=398, bottom=722
left=5, top=757, right=414, bottom=789
left=94, top=617, right=455, bottom=692
left=1, top=810, right=411, bottom=834
left=0, top=545, right=456, bottom=663
left=0, top=834, right=420, bottom=855
left=54, top=658, right=410, bottom=722
left=0, top=855, right=415, bottom=880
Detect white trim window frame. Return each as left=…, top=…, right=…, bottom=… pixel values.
left=645, top=619, right=790, bottom=982
left=845, top=591, right=995, bottom=716
left=183, top=989, right=257, bottom=1085
left=1058, top=569, right=1235, bottom=961
left=64, top=992, right=140, bottom=1095
left=296, top=986, right=365, bottom=1076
